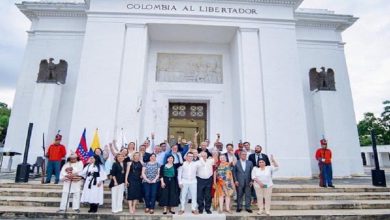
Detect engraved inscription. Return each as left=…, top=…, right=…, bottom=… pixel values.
left=156, top=53, right=223, bottom=84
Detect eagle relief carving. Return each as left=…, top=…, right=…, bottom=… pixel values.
left=36, top=58, right=68, bottom=84
left=309, top=67, right=336, bottom=91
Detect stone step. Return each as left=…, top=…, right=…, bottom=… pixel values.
left=1, top=182, right=389, bottom=193
left=1, top=196, right=390, bottom=210
left=1, top=206, right=390, bottom=220
left=1, top=188, right=390, bottom=201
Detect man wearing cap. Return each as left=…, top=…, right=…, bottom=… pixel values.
left=315, top=139, right=335, bottom=188
left=45, top=134, right=67, bottom=184
left=57, top=153, right=84, bottom=213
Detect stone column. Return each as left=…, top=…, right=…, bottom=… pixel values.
left=28, top=83, right=62, bottom=164
left=237, top=28, right=266, bottom=148
left=114, top=24, right=149, bottom=144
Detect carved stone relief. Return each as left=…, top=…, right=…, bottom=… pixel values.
left=156, top=53, right=223, bottom=84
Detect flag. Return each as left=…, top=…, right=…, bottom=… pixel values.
left=88, top=128, right=101, bottom=156
left=76, top=128, right=89, bottom=164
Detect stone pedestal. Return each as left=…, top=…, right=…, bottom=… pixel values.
left=312, top=91, right=364, bottom=177
left=27, top=83, right=63, bottom=164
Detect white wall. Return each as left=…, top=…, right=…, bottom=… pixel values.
left=4, top=16, right=86, bottom=167
left=68, top=19, right=127, bottom=151
left=259, top=23, right=312, bottom=177
left=297, top=26, right=364, bottom=176
left=145, top=40, right=233, bottom=144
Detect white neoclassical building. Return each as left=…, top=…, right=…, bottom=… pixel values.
left=4, top=0, right=364, bottom=178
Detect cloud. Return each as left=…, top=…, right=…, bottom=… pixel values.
left=0, top=0, right=29, bottom=99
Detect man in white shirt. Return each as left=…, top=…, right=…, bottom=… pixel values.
left=196, top=152, right=215, bottom=214
left=154, top=145, right=166, bottom=165
left=57, top=153, right=84, bottom=213
left=178, top=152, right=201, bottom=215
left=243, top=142, right=254, bottom=159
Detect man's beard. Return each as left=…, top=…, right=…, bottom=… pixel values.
left=255, top=150, right=261, bottom=154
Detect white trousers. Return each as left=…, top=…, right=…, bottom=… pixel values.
left=60, top=191, right=80, bottom=210
left=111, top=183, right=124, bottom=213
left=254, top=186, right=273, bottom=212
left=180, top=182, right=197, bottom=211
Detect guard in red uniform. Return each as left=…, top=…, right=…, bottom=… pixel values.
left=315, top=139, right=334, bottom=188
left=45, top=134, right=66, bottom=184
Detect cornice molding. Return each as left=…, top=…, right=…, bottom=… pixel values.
left=16, top=2, right=87, bottom=20
left=295, top=11, right=358, bottom=31
left=153, top=0, right=303, bottom=8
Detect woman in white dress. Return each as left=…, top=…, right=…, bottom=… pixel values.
left=251, top=155, right=278, bottom=216
left=80, top=155, right=107, bottom=213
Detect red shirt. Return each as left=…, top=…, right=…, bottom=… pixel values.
left=234, top=149, right=244, bottom=156
left=315, top=148, right=332, bottom=164
left=47, top=144, right=66, bottom=161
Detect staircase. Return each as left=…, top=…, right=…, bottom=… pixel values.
left=0, top=181, right=390, bottom=219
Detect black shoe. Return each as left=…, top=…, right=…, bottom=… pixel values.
left=236, top=208, right=242, bottom=213
left=321, top=185, right=327, bottom=188
left=199, top=210, right=203, bottom=214
left=246, top=209, right=253, bottom=213
left=169, top=210, right=175, bottom=214
left=206, top=210, right=212, bottom=214
left=328, top=185, right=335, bottom=188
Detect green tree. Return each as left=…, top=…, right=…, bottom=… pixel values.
left=0, top=102, right=11, bottom=144
left=357, top=100, right=390, bottom=146
left=380, top=100, right=390, bottom=144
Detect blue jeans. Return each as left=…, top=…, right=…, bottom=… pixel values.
left=46, top=161, right=61, bottom=183
left=322, top=163, right=333, bottom=186
left=143, top=182, right=158, bottom=209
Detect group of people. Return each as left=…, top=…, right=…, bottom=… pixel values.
left=44, top=131, right=333, bottom=216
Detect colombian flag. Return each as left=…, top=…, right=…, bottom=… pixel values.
left=88, top=128, right=101, bottom=156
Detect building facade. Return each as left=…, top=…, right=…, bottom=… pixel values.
left=4, top=0, right=364, bottom=177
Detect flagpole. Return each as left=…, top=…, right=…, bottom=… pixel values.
left=121, top=128, right=124, bottom=149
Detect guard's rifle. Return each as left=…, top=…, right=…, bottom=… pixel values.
left=41, top=133, right=46, bottom=184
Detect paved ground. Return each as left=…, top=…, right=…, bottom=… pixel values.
left=0, top=167, right=389, bottom=219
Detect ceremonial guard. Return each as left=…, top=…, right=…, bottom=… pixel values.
left=57, top=153, right=84, bottom=213
left=315, top=139, right=335, bottom=188
left=80, top=155, right=107, bottom=213
left=45, top=134, right=66, bottom=184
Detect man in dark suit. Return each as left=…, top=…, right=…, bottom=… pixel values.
left=139, top=145, right=151, bottom=163
left=233, top=151, right=253, bottom=213
left=248, top=145, right=270, bottom=167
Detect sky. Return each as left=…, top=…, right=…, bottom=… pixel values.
left=0, top=0, right=389, bottom=122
